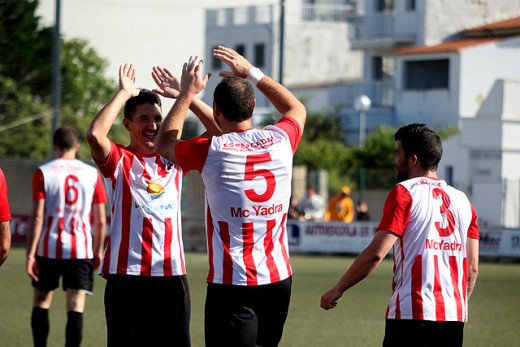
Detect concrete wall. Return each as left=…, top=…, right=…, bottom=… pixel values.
left=460, top=37, right=520, bottom=118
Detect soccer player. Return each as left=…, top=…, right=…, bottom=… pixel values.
left=26, top=126, right=107, bottom=347
left=155, top=46, right=306, bottom=347
left=0, top=168, right=11, bottom=267
left=321, top=123, right=479, bottom=347
left=86, top=63, right=219, bottom=346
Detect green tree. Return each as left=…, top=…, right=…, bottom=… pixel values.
left=0, top=0, right=125, bottom=160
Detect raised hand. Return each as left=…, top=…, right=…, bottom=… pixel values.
left=213, top=46, right=254, bottom=78
left=152, top=66, right=181, bottom=99
left=179, top=56, right=211, bottom=97
left=119, top=63, right=140, bottom=97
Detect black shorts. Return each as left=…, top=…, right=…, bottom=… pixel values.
left=383, top=319, right=464, bottom=347
left=205, top=276, right=292, bottom=347
left=32, top=256, right=94, bottom=293
left=104, top=275, right=191, bottom=347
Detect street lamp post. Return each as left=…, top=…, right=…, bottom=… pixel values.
left=354, top=95, right=371, bottom=147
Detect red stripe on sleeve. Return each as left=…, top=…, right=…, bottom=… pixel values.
left=411, top=255, right=423, bottom=320
left=116, top=153, right=133, bottom=274
left=70, top=217, right=77, bottom=259
left=433, top=255, right=446, bottom=321
left=243, top=222, right=258, bottom=286
left=93, top=172, right=108, bottom=204
left=273, top=117, right=303, bottom=154
left=449, top=256, right=463, bottom=321
left=32, top=169, right=45, bottom=200
left=467, top=204, right=479, bottom=239
left=163, top=218, right=173, bottom=276
left=206, top=206, right=215, bottom=283
left=175, top=138, right=211, bottom=172
left=264, top=219, right=280, bottom=283
left=378, top=185, right=412, bottom=237
left=140, top=217, right=153, bottom=276
left=218, top=221, right=234, bottom=284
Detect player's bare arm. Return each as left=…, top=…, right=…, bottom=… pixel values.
left=466, top=237, right=479, bottom=299
left=87, top=63, right=140, bottom=162
left=0, top=220, right=10, bottom=266
left=26, top=199, right=45, bottom=281
left=155, top=56, right=210, bottom=164
left=91, top=203, right=106, bottom=270
left=152, top=65, right=220, bottom=138
left=321, top=230, right=398, bottom=310
left=214, top=45, right=307, bottom=131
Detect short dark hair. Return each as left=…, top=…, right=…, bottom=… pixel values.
left=53, top=126, right=78, bottom=151
left=213, top=77, right=255, bottom=122
left=394, top=123, right=442, bottom=171
left=124, top=89, right=161, bottom=120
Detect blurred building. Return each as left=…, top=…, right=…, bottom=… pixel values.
left=203, top=0, right=520, bottom=228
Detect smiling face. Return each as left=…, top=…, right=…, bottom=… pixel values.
left=124, top=103, right=162, bottom=154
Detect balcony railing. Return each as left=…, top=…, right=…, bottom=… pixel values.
left=349, top=12, right=417, bottom=43
left=300, top=4, right=355, bottom=23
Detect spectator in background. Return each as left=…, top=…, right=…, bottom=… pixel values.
left=295, top=185, right=325, bottom=221
left=0, top=168, right=11, bottom=267
left=325, top=186, right=354, bottom=223
left=356, top=200, right=370, bottom=221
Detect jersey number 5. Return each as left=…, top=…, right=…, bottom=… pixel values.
left=244, top=153, right=276, bottom=203
left=433, top=188, right=455, bottom=237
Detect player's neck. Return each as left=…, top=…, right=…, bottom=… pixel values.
left=221, top=119, right=253, bottom=134
left=56, top=150, right=76, bottom=160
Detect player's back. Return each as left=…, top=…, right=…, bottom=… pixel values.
left=201, top=126, right=294, bottom=285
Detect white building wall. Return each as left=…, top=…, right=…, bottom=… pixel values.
left=459, top=37, right=520, bottom=118
left=284, top=21, right=362, bottom=86
left=424, top=0, right=520, bottom=45
left=393, top=52, right=460, bottom=127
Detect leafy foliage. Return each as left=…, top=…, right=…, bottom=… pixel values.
left=0, top=0, right=125, bottom=160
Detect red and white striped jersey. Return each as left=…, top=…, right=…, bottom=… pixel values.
left=95, top=141, right=186, bottom=277
left=176, top=117, right=302, bottom=286
left=378, top=177, right=479, bottom=322
left=0, top=169, right=10, bottom=222
left=32, top=159, right=107, bottom=259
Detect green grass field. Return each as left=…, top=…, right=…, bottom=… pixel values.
left=1, top=248, right=519, bottom=346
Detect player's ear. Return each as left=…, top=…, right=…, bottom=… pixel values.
left=123, top=118, right=131, bottom=132
left=408, top=154, right=419, bottom=167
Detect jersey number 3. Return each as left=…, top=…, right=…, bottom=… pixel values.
left=433, top=188, right=455, bottom=237
left=244, top=153, right=276, bottom=203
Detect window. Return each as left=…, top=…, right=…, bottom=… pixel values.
left=254, top=43, right=265, bottom=68
left=404, top=59, right=449, bottom=90
left=235, top=44, right=245, bottom=57
left=372, top=55, right=394, bottom=81
left=211, top=46, right=221, bottom=70
left=375, top=0, right=393, bottom=12
left=406, top=0, right=416, bottom=11
left=373, top=57, right=383, bottom=80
